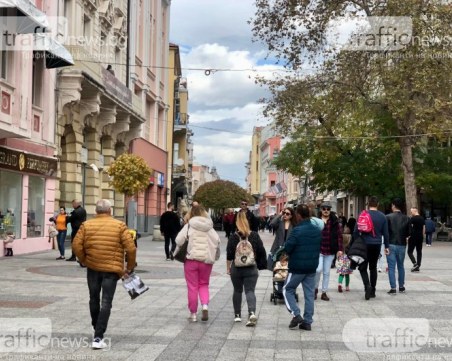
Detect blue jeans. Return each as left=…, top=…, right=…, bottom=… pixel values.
left=87, top=269, right=119, bottom=339
left=315, top=254, right=334, bottom=292
left=283, top=272, right=315, bottom=325
left=56, top=230, right=67, bottom=257
left=425, top=233, right=433, bottom=245
left=386, top=244, right=406, bottom=289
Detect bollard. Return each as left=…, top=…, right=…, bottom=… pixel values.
left=152, top=225, right=164, bottom=241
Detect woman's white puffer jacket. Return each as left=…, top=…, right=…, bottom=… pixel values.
left=175, top=216, right=221, bottom=264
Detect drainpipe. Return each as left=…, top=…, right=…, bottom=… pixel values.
left=126, top=0, right=131, bottom=87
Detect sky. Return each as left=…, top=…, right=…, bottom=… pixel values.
left=169, top=0, right=281, bottom=187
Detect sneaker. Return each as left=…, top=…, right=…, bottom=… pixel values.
left=66, top=257, right=76, bottom=262
left=188, top=313, right=197, bottom=322
left=246, top=312, right=257, bottom=327
left=170, top=251, right=174, bottom=261
left=399, top=287, right=406, bottom=293
left=387, top=289, right=397, bottom=295
left=234, top=314, right=241, bottom=322
left=166, top=258, right=171, bottom=261
left=345, top=286, right=350, bottom=292
left=411, top=265, right=420, bottom=272
left=411, top=264, right=418, bottom=272
left=92, top=337, right=107, bottom=350
left=338, top=285, right=343, bottom=293
left=370, top=288, right=376, bottom=298
left=299, top=322, right=312, bottom=331
left=314, top=288, right=318, bottom=300
left=56, top=256, right=65, bottom=260
left=201, top=305, right=208, bottom=321
left=320, top=292, right=330, bottom=301
left=378, top=268, right=382, bottom=273
left=289, top=315, right=303, bottom=330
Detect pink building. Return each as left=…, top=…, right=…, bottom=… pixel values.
left=0, top=0, right=73, bottom=256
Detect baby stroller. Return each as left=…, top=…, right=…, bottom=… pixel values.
left=269, top=248, right=298, bottom=305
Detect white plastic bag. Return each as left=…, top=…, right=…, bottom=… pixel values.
left=122, top=273, right=149, bottom=300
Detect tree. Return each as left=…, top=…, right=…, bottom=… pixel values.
left=252, top=0, right=452, bottom=210
left=194, top=180, right=254, bottom=211
left=107, top=153, right=152, bottom=197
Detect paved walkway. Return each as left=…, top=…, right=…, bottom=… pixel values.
left=0, top=232, right=452, bottom=361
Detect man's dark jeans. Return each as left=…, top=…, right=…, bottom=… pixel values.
left=408, top=239, right=423, bottom=267
left=87, top=268, right=119, bottom=339
left=164, top=233, right=177, bottom=259
left=69, top=228, right=79, bottom=259
left=359, top=244, right=381, bottom=289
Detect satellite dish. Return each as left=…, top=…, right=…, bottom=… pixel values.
left=176, top=158, right=184, bottom=166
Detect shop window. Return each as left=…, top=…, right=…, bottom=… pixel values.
left=0, top=170, right=22, bottom=238
left=32, top=53, right=44, bottom=107
left=27, top=176, right=45, bottom=238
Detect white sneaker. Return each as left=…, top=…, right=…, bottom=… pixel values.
left=92, top=338, right=107, bottom=350
left=378, top=268, right=382, bottom=273
left=234, top=314, right=241, bottom=322
left=246, top=312, right=257, bottom=327
left=188, top=313, right=197, bottom=322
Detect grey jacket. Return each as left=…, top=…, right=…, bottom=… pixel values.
left=270, top=215, right=294, bottom=253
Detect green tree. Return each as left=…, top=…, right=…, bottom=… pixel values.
left=252, top=0, right=452, bottom=210
left=107, top=153, right=152, bottom=197
left=194, top=180, right=254, bottom=211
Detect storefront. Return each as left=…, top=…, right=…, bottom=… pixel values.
left=0, top=146, right=57, bottom=256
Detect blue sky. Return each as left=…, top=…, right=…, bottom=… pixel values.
left=169, top=1, right=281, bottom=187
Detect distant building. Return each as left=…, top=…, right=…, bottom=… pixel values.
left=192, top=165, right=220, bottom=195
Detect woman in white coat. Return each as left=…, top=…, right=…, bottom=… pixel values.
left=175, top=205, right=221, bottom=322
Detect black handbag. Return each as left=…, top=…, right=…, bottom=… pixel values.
left=174, top=225, right=190, bottom=263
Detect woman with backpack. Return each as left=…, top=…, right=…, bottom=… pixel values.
left=226, top=211, right=267, bottom=326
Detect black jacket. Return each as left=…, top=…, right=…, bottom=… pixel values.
left=386, top=211, right=410, bottom=246
left=346, top=235, right=367, bottom=266
left=67, top=205, right=87, bottom=231
left=226, top=231, right=267, bottom=270
left=160, top=211, right=181, bottom=235
left=232, top=210, right=259, bottom=233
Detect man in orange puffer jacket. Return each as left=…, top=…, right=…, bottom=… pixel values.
left=73, top=199, right=136, bottom=350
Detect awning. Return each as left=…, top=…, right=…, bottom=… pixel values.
left=0, top=0, right=49, bottom=33
left=34, top=34, right=74, bottom=69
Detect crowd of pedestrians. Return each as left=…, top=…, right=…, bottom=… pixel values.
left=44, top=195, right=437, bottom=351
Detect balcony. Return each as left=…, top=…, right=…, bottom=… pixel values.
left=172, top=164, right=187, bottom=178
left=174, top=112, right=188, bottom=130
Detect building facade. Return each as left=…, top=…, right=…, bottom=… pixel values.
left=191, top=164, right=219, bottom=195
left=56, top=0, right=170, bottom=234
left=0, top=0, right=73, bottom=255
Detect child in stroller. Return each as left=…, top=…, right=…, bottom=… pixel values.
left=270, top=252, right=298, bottom=304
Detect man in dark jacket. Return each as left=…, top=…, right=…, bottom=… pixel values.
left=353, top=196, right=389, bottom=300
left=283, top=204, right=321, bottom=331
left=160, top=202, right=181, bottom=260
left=385, top=198, right=410, bottom=295
left=408, top=207, right=425, bottom=272
left=67, top=199, right=87, bottom=261
left=233, top=199, right=259, bottom=233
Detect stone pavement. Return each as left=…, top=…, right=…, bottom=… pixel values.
left=0, top=231, right=452, bottom=361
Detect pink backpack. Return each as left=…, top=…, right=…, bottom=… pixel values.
left=357, top=210, right=375, bottom=236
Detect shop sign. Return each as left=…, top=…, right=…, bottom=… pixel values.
left=0, top=146, right=57, bottom=178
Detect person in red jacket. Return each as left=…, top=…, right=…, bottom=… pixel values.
left=223, top=208, right=235, bottom=239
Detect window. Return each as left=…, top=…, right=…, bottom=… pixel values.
left=27, top=176, right=45, bottom=238
left=32, top=53, right=44, bottom=106
left=0, top=170, right=22, bottom=238
left=0, top=50, right=8, bottom=80
left=83, top=15, right=91, bottom=39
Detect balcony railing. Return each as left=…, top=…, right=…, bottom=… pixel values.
left=175, top=112, right=188, bottom=126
